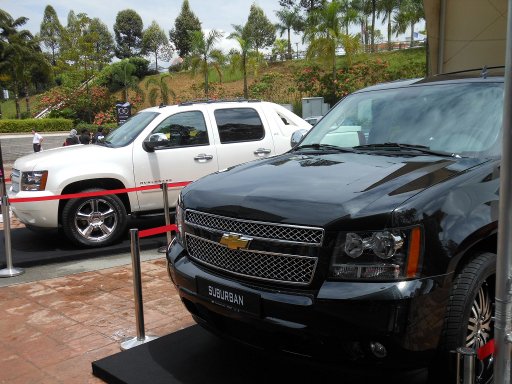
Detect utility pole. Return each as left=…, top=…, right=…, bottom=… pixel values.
left=296, top=42, right=299, bottom=59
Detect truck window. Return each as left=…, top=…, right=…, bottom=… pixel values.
left=149, top=111, right=209, bottom=147
left=214, top=108, right=265, bottom=144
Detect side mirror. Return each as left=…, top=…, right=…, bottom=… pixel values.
left=143, top=137, right=170, bottom=152
left=290, top=129, right=308, bottom=148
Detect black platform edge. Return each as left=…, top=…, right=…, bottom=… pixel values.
left=91, top=325, right=428, bottom=384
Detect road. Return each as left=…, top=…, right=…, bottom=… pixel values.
left=0, top=132, right=68, bottom=165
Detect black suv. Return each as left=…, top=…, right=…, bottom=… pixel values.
left=167, top=70, right=502, bottom=383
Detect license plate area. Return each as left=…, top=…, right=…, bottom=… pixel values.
left=196, top=277, right=261, bottom=316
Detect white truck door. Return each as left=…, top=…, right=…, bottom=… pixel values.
left=209, top=105, right=276, bottom=170
left=132, top=109, right=218, bottom=211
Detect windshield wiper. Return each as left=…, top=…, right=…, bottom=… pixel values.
left=294, top=143, right=357, bottom=153
left=353, top=142, right=457, bottom=157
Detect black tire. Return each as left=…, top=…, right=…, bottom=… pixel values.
left=431, top=252, right=495, bottom=384
left=61, top=189, right=128, bottom=247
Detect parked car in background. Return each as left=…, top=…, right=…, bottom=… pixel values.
left=8, top=100, right=311, bottom=248
left=168, top=69, right=503, bottom=384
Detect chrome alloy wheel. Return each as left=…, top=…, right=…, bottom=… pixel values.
left=467, top=280, right=494, bottom=384
left=74, top=197, right=119, bottom=242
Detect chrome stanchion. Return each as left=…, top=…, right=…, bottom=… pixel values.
left=158, top=182, right=172, bottom=253
left=455, top=347, right=476, bottom=384
left=0, top=195, right=24, bottom=277
left=0, top=137, right=24, bottom=277
left=120, top=228, right=158, bottom=350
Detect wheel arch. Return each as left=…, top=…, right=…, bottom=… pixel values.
left=448, top=232, right=497, bottom=283
left=58, top=178, right=132, bottom=224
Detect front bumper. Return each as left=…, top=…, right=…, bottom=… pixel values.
left=8, top=188, right=60, bottom=228
left=167, top=241, right=450, bottom=368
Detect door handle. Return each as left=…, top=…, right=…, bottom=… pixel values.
left=254, top=148, right=271, bottom=156
left=194, top=153, right=214, bottom=162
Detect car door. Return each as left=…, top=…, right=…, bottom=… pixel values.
left=210, top=105, right=276, bottom=170
left=132, top=108, right=218, bottom=211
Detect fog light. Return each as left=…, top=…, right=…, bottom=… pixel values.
left=370, top=341, right=387, bottom=358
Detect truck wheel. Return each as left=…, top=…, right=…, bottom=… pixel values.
left=432, top=252, right=495, bottom=384
left=62, top=189, right=127, bottom=247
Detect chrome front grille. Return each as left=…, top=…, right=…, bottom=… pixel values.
left=186, top=209, right=324, bottom=245
left=186, top=234, right=318, bottom=285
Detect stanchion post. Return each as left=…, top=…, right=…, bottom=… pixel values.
left=455, top=347, right=476, bottom=384
left=120, top=228, right=158, bottom=350
left=0, top=139, right=24, bottom=278
left=158, top=182, right=172, bottom=253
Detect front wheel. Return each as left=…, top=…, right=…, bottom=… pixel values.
left=432, top=252, right=495, bottom=384
left=62, top=189, right=128, bottom=247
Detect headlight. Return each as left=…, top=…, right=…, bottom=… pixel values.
left=21, top=171, right=48, bottom=191
left=329, top=226, right=422, bottom=281
left=175, top=194, right=185, bottom=246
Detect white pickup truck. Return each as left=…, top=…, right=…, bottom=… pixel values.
left=8, top=100, right=311, bottom=247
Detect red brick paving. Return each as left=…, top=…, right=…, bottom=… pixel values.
left=0, top=258, right=195, bottom=383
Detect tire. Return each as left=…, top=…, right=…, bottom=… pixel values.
left=430, top=252, right=495, bottom=384
left=61, top=189, right=128, bottom=247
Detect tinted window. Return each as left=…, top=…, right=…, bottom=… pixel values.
left=148, top=111, right=209, bottom=148
left=215, top=108, right=264, bottom=144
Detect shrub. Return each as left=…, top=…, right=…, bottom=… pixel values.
left=0, top=118, right=73, bottom=134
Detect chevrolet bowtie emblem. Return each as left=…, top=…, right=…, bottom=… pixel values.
left=219, top=233, right=252, bottom=250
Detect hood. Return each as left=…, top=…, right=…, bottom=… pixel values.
left=183, top=152, right=486, bottom=228
left=12, top=144, right=110, bottom=172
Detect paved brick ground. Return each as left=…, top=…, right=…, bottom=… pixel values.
left=0, top=258, right=195, bottom=383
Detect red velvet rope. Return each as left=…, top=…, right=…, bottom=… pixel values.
left=139, top=224, right=177, bottom=238
left=8, top=181, right=191, bottom=203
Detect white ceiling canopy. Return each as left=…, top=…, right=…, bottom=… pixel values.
left=424, top=0, right=508, bottom=74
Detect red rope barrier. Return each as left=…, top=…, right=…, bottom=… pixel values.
left=139, top=224, right=177, bottom=238
left=9, top=181, right=191, bottom=204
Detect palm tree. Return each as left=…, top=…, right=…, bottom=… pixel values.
left=145, top=73, right=175, bottom=106
left=189, top=29, right=224, bottom=99
left=340, top=0, right=360, bottom=35
left=274, top=7, right=301, bottom=60
left=377, top=0, right=399, bottom=48
left=303, top=0, right=345, bottom=80
left=0, top=10, right=48, bottom=118
left=228, top=25, right=252, bottom=99
left=393, top=0, right=424, bottom=47
left=112, top=59, right=143, bottom=102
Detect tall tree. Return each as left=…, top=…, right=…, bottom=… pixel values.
left=304, top=0, right=345, bottom=102
left=377, top=0, right=399, bottom=47
left=0, top=10, right=49, bottom=118
left=88, top=18, right=115, bottom=70
left=244, top=3, right=276, bottom=54
left=275, top=6, right=301, bottom=59
left=393, top=0, right=424, bottom=47
left=189, top=29, right=223, bottom=98
left=114, top=9, right=143, bottom=59
left=169, top=0, right=202, bottom=58
left=39, top=5, right=62, bottom=65
left=279, top=0, right=325, bottom=13
left=142, top=21, right=172, bottom=72
left=228, top=24, right=252, bottom=98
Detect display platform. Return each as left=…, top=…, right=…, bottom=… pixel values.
left=92, top=325, right=428, bottom=384
left=0, top=215, right=167, bottom=267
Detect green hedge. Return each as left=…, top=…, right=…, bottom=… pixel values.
left=0, top=118, right=74, bottom=133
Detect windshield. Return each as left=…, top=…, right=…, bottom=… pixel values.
left=299, top=83, right=504, bottom=157
left=103, top=111, right=159, bottom=147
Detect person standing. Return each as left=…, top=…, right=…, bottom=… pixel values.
left=92, top=126, right=105, bottom=144
left=79, top=128, right=91, bottom=144
left=32, top=129, right=43, bottom=152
